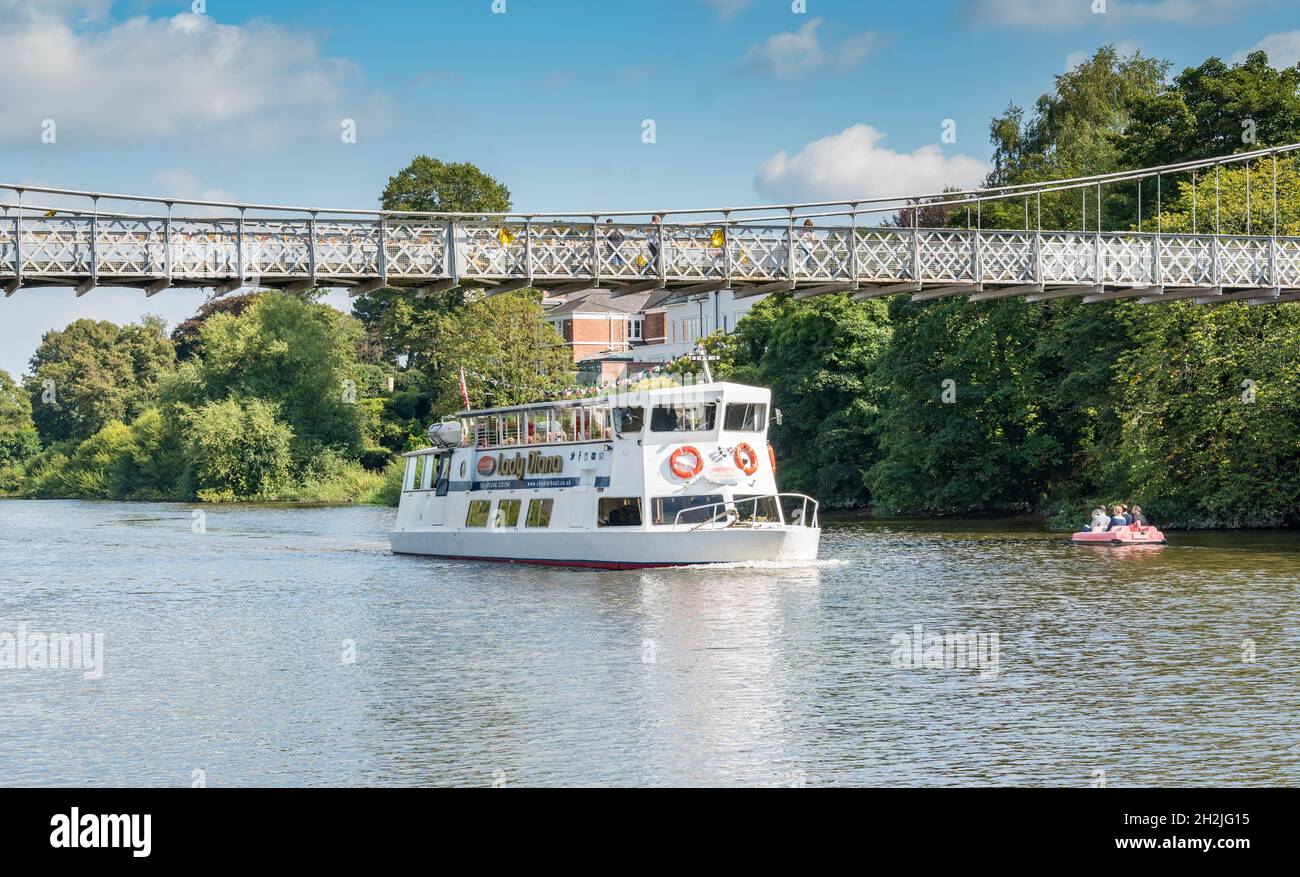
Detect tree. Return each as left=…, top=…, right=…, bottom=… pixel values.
left=25, top=317, right=176, bottom=445
left=719, top=293, right=891, bottom=508
left=184, top=292, right=365, bottom=461
left=170, top=290, right=265, bottom=360
left=0, top=369, right=39, bottom=492
left=1119, top=52, right=1300, bottom=166
left=380, top=155, right=512, bottom=214
left=413, top=291, right=573, bottom=416
left=353, top=157, right=515, bottom=368
left=184, top=398, right=294, bottom=501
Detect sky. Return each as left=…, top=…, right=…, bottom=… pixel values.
left=1, top=0, right=1298, bottom=376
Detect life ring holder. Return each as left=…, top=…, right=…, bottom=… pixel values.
left=733, top=442, right=759, bottom=476
left=670, top=445, right=704, bottom=480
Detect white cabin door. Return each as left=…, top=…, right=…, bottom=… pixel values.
left=569, top=468, right=595, bottom=527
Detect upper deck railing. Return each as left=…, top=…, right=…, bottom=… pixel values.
left=4, top=143, right=1300, bottom=306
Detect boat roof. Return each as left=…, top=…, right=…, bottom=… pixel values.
left=454, top=381, right=767, bottom=417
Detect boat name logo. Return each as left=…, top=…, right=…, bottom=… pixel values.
left=492, top=451, right=564, bottom=479
left=476, top=455, right=497, bottom=476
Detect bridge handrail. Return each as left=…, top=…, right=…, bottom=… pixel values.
left=4, top=142, right=1298, bottom=223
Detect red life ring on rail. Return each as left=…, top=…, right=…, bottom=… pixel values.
left=733, top=442, right=759, bottom=476
left=670, top=445, right=704, bottom=480
left=768, top=442, right=777, bottom=474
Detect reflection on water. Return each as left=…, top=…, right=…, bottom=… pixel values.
left=0, top=501, right=1296, bottom=787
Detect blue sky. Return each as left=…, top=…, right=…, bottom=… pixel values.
left=2, top=0, right=1298, bottom=375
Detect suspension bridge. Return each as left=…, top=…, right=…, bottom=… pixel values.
left=3, top=144, right=1299, bottom=306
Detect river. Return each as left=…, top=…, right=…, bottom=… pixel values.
left=1, top=500, right=1296, bottom=787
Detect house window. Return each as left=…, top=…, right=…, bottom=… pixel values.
left=466, top=500, right=491, bottom=528
left=627, top=318, right=643, bottom=340
left=526, top=498, right=554, bottom=527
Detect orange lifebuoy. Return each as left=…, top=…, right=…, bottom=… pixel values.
left=733, top=442, right=759, bottom=476
left=670, top=445, right=704, bottom=479
left=768, top=442, right=777, bottom=474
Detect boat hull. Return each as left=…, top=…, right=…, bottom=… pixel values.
left=1071, top=525, right=1166, bottom=545
left=389, top=526, right=820, bottom=569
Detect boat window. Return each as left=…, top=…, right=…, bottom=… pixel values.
left=734, top=494, right=780, bottom=523
left=465, top=500, right=491, bottom=528
left=501, top=414, right=521, bottom=446
left=598, top=497, right=643, bottom=527
left=495, top=499, right=522, bottom=528
left=724, top=402, right=767, bottom=432
left=419, top=455, right=435, bottom=490
left=651, top=494, right=725, bottom=525
left=615, top=406, right=644, bottom=434
left=525, top=498, right=554, bottom=527
left=403, top=457, right=418, bottom=491
left=650, top=402, right=717, bottom=433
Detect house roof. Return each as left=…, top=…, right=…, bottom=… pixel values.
left=545, top=289, right=650, bottom=315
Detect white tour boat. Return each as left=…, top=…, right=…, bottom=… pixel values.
left=389, top=380, right=820, bottom=569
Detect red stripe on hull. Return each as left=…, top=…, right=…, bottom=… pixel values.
left=422, top=553, right=710, bottom=571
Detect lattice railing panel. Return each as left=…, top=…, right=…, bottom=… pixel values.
left=794, top=229, right=852, bottom=281
left=528, top=224, right=592, bottom=279
left=1218, top=237, right=1271, bottom=287
left=1039, top=232, right=1095, bottom=284
left=1099, top=234, right=1152, bottom=286
left=384, top=222, right=446, bottom=278
left=918, top=230, right=973, bottom=283
left=980, top=231, right=1035, bottom=284
left=856, top=230, right=913, bottom=281
left=1159, top=235, right=1212, bottom=286
left=19, top=217, right=93, bottom=275
left=316, top=221, right=380, bottom=277
left=96, top=218, right=167, bottom=275
left=598, top=224, right=658, bottom=279
left=665, top=226, right=726, bottom=280
left=246, top=220, right=311, bottom=278
left=729, top=226, right=787, bottom=281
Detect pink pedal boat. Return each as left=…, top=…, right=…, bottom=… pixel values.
left=1072, top=524, right=1166, bottom=545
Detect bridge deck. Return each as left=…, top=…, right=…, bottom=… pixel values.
left=2, top=216, right=1299, bottom=304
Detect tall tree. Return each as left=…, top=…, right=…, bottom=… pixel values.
left=353, top=157, right=514, bottom=368
left=1119, top=52, right=1300, bottom=166
left=24, top=317, right=176, bottom=445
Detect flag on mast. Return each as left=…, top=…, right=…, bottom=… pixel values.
left=458, top=367, right=471, bottom=409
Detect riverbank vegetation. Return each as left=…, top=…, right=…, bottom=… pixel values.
left=710, top=47, right=1300, bottom=529
left=2, top=47, right=1298, bottom=528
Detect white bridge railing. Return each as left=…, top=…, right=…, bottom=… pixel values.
left=4, top=143, right=1300, bottom=305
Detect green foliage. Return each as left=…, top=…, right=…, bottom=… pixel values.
left=183, top=398, right=294, bottom=501
left=1102, top=305, right=1300, bottom=527
left=1119, top=52, right=1300, bottom=165
left=415, top=291, right=574, bottom=416
left=720, top=294, right=890, bottom=508
left=0, top=369, right=39, bottom=493
left=186, top=292, right=365, bottom=461
left=24, top=317, right=175, bottom=445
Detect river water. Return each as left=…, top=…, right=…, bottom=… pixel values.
left=1, top=499, right=1296, bottom=787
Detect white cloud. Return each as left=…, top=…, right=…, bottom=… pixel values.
left=967, top=0, right=1255, bottom=30
left=1233, top=31, right=1300, bottom=69
left=739, top=19, right=879, bottom=78
left=755, top=124, right=990, bottom=204
left=705, top=0, right=752, bottom=20
left=0, top=3, right=388, bottom=147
